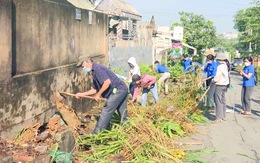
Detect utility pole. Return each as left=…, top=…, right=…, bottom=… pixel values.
left=249, top=28, right=253, bottom=53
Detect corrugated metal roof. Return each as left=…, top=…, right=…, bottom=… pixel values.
left=67, top=0, right=95, bottom=10
left=96, top=0, right=141, bottom=20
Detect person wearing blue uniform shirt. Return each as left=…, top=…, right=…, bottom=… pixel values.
left=237, top=56, right=255, bottom=115
left=154, top=61, right=170, bottom=95
left=75, top=58, right=128, bottom=134
left=189, top=56, right=203, bottom=74
left=183, top=54, right=192, bottom=73
left=202, top=54, right=218, bottom=111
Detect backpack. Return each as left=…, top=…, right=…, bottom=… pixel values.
left=254, top=68, right=258, bottom=86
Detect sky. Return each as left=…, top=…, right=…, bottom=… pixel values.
left=125, top=0, right=253, bottom=33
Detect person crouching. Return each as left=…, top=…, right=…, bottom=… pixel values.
left=131, top=74, right=159, bottom=107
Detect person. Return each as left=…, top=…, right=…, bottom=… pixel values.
left=75, top=58, right=128, bottom=134
left=237, top=56, right=255, bottom=115
left=131, top=74, right=159, bottom=107
left=213, top=53, right=230, bottom=122
left=190, top=56, right=203, bottom=74
left=127, top=57, right=140, bottom=96
left=154, top=61, right=170, bottom=95
left=183, top=54, right=192, bottom=73
left=202, top=54, right=218, bottom=111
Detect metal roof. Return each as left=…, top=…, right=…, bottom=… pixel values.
left=95, top=0, right=141, bottom=20
left=67, top=0, right=95, bottom=10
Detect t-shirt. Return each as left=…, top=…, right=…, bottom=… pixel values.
left=204, top=61, right=218, bottom=78
left=132, top=74, right=156, bottom=101
left=92, top=63, right=128, bottom=98
left=243, top=64, right=255, bottom=87
left=155, top=64, right=169, bottom=73
left=183, top=58, right=192, bottom=72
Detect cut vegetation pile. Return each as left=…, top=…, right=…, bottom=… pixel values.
left=1, top=69, right=210, bottom=162
left=76, top=72, right=209, bottom=162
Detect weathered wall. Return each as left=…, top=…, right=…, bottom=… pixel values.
left=0, top=0, right=12, bottom=81
left=0, top=0, right=108, bottom=139
left=13, top=0, right=107, bottom=74
left=108, top=22, right=154, bottom=76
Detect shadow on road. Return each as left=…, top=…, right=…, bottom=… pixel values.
left=252, top=98, right=260, bottom=104
left=251, top=110, right=260, bottom=116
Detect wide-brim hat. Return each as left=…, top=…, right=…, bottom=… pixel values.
left=204, top=50, right=215, bottom=56
left=215, top=53, right=227, bottom=60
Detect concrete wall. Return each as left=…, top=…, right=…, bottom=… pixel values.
left=0, top=0, right=12, bottom=81
left=0, top=0, right=108, bottom=139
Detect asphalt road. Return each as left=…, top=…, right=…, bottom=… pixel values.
left=191, top=71, right=260, bottom=163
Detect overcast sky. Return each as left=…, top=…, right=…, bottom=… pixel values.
left=125, top=0, right=253, bottom=33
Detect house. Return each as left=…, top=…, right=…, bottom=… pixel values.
left=95, top=0, right=142, bottom=40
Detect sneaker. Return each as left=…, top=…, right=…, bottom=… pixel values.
left=226, top=109, right=234, bottom=113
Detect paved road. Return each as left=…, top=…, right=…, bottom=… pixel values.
left=192, top=71, right=260, bottom=163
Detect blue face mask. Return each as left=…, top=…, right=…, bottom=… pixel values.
left=82, top=67, right=91, bottom=73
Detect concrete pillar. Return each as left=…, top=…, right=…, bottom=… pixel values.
left=0, top=0, right=12, bottom=81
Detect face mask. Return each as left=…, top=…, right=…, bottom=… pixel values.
left=83, top=67, right=91, bottom=72
left=245, top=62, right=250, bottom=67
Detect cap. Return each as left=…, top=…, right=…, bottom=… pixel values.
left=132, top=74, right=141, bottom=84
left=75, top=56, right=92, bottom=68
left=215, top=53, right=227, bottom=60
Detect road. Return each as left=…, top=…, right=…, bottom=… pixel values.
left=191, top=71, right=260, bottom=163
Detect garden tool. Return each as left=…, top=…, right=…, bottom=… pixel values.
left=57, top=91, right=106, bottom=101
left=189, top=83, right=212, bottom=115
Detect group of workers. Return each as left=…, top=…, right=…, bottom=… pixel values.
left=75, top=56, right=170, bottom=134
left=74, top=51, right=257, bottom=133
left=188, top=51, right=257, bottom=122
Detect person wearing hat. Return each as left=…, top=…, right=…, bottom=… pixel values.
left=154, top=61, right=170, bottom=95
left=131, top=74, right=159, bottom=107
left=202, top=54, right=218, bottom=112
left=213, top=53, right=230, bottom=122
left=75, top=58, right=128, bottom=134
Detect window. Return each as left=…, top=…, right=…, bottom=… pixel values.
left=88, top=11, right=93, bottom=24
left=75, top=8, right=81, bottom=20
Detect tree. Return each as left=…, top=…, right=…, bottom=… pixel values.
left=234, top=4, right=260, bottom=55
left=171, top=12, right=218, bottom=55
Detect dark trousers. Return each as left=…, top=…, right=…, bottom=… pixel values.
left=93, top=89, right=128, bottom=134
left=129, top=83, right=135, bottom=96
left=214, top=85, right=227, bottom=119
left=206, top=80, right=216, bottom=108
left=241, top=86, right=254, bottom=112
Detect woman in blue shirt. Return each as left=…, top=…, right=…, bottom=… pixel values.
left=238, top=56, right=255, bottom=115
left=202, top=54, right=218, bottom=111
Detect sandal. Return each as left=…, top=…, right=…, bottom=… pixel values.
left=240, top=110, right=246, bottom=114
left=242, top=112, right=251, bottom=115
left=212, top=119, right=223, bottom=123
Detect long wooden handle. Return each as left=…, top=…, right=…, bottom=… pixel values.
left=59, top=91, right=106, bottom=101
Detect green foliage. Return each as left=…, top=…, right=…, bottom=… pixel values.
left=139, top=63, right=161, bottom=80
left=189, top=113, right=209, bottom=124
left=171, top=12, right=218, bottom=55
left=161, top=122, right=185, bottom=138
left=184, top=149, right=218, bottom=163
left=168, top=64, right=184, bottom=80
left=234, top=6, right=260, bottom=55
left=77, top=125, right=125, bottom=161
left=111, top=67, right=126, bottom=75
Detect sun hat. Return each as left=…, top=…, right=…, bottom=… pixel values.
left=215, top=53, right=227, bottom=60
